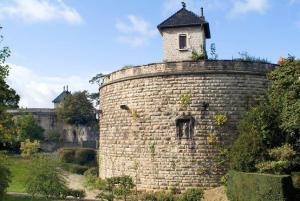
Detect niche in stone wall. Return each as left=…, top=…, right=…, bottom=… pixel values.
left=176, top=115, right=195, bottom=139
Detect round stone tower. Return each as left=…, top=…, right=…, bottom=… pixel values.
left=98, top=4, right=275, bottom=191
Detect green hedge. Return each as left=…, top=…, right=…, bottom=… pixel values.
left=58, top=148, right=96, bottom=166
left=62, top=163, right=89, bottom=175
left=227, top=171, right=294, bottom=201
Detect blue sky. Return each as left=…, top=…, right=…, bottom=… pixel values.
left=1, top=0, right=300, bottom=108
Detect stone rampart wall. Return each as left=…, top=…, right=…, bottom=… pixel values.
left=99, top=60, right=275, bottom=190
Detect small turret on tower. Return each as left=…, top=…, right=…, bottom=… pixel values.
left=157, top=2, right=211, bottom=62
left=52, top=86, right=71, bottom=108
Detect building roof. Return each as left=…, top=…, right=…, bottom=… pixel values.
left=157, top=7, right=211, bottom=39
left=52, top=90, right=71, bottom=103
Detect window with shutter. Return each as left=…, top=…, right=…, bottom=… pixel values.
left=179, top=34, right=187, bottom=50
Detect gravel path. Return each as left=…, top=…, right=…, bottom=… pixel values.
left=202, top=186, right=229, bottom=201
left=65, top=173, right=228, bottom=201
left=65, top=172, right=100, bottom=200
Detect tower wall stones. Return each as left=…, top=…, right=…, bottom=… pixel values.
left=99, top=60, right=275, bottom=191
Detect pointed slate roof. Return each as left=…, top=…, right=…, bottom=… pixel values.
left=52, top=90, right=71, bottom=103
left=157, top=7, right=211, bottom=39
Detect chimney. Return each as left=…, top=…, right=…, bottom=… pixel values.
left=63, top=86, right=65, bottom=91
left=201, top=7, right=204, bottom=17
left=66, top=85, right=69, bottom=92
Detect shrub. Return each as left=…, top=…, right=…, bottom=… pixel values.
left=141, top=193, right=158, bottom=201
left=96, top=176, right=135, bottom=201
left=268, top=144, right=296, bottom=160
left=191, top=46, right=207, bottom=61
left=179, top=93, right=192, bottom=108
left=227, top=171, right=294, bottom=201
left=84, top=168, right=105, bottom=190
left=228, top=104, right=279, bottom=172
left=233, top=51, right=270, bottom=63
left=59, top=148, right=76, bottom=163
left=47, top=130, right=61, bottom=142
left=20, top=139, right=40, bottom=157
left=26, top=155, right=68, bottom=199
left=256, top=144, right=298, bottom=174
left=292, top=172, right=300, bottom=189
left=0, top=154, right=10, bottom=201
left=214, top=114, right=228, bottom=126
left=178, top=188, right=203, bottom=201
left=140, top=191, right=175, bottom=201
left=74, top=148, right=96, bottom=166
left=58, top=148, right=97, bottom=166
left=156, top=191, right=175, bottom=201
left=62, top=189, right=86, bottom=199
left=62, top=163, right=89, bottom=175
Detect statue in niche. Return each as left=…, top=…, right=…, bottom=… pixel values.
left=176, top=116, right=195, bottom=139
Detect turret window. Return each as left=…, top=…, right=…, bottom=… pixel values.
left=179, top=34, right=187, bottom=50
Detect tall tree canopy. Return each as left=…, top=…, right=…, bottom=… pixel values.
left=0, top=27, right=20, bottom=109
left=229, top=56, right=300, bottom=173
left=56, top=91, right=97, bottom=126
left=0, top=26, right=20, bottom=147
left=16, top=113, right=44, bottom=141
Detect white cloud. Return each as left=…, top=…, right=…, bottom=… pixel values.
left=0, top=0, right=83, bottom=25
left=116, top=15, right=158, bottom=48
left=7, top=64, right=98, bottom=108
left=230, top=0, right=269, bottom=16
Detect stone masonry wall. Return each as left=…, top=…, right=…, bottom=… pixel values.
left=162, top=27, right=205, bottom=62
left=99, top=61, right=275, bottom=191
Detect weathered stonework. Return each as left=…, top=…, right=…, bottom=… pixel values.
left=7, top=108, right=98, bottom=150
left=99, top=60, right=275, bottom=191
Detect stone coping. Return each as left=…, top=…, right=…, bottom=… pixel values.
left=101, top=60, right=276, bottom=88
left=7, top=108, right=55, bottom=114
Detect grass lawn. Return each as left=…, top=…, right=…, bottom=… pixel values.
left=6, top=155, right=32, bottom=193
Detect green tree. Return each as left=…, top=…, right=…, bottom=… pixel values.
left=0, top=112, right=18, bottom=146
left=229, top=56, right=300, bottom=172
left=89, top=73, right=106, bottom=106
left=16, top=113, right=44, bottom=141
left=0, top=26, right=20, bottom=147
left=56, top=91, right=97, bottom=126
left=0, top=27, right=20, bottom=109
left=26, top=155, right=68, bottom=199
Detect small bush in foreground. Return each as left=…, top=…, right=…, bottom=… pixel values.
left=61, top=163, right=89, bottom=175
left=58, top=148, right=96, bottom=166
left=178, top=189, right=203, bottom=201
left=75, top=148, right=96, bottom=166
left=62, top=189, right=86, bottom=199
left=58, top=148, right=75, bottom=163
left=256, top=144, right=297, bottom=174
left=84, top=168, right=105, bottom=190
left=20, top=139, right=40, bottom=157
left=96, top=176, right=135, bottom=201
left=227, top=171, right=294, bottom=201
left=26, top=155, right=68, bottom=199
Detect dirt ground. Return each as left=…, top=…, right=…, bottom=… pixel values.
left=66, top=173, right=99, bottom=200
left=202, top=186, right=229, bottom=201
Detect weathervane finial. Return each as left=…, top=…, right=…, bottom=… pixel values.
left=182, top=2, right=186, bottom=8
